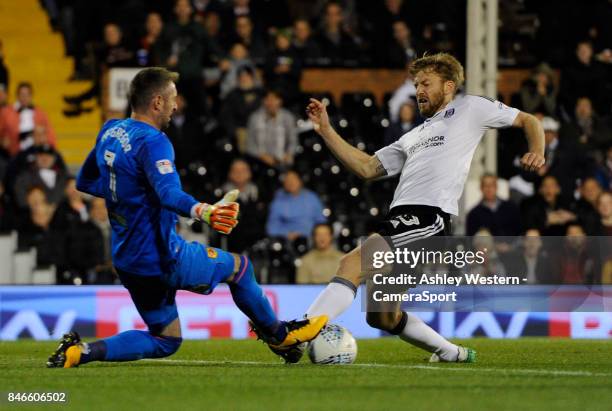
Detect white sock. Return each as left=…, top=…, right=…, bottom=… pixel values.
left=305, top=279, right=356, bottom=321
left=398, top=312, right=459, bottom=361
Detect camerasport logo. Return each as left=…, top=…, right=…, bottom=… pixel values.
left=94, top=289, right=279, bottom=339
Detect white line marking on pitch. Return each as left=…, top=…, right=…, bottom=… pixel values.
left=145, top=359, right=611, bottom=377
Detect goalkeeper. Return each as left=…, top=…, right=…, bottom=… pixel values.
left=47, top=67, right=327, bottom=368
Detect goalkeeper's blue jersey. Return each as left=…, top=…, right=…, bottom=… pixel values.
left=76, top=118, right=199, bottom=276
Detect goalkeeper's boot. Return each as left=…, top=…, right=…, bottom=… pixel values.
left=250, top=316, right=327, bottom=363
left=46, top=331, right=83, bottom=368
left=429, top=346, right=476, bottom=363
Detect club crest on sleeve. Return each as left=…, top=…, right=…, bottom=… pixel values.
left=207, top=247, right=218, bottom=259
left=444, top=108, right=455, bottom=118
left=156, top=159, right=174, bottom=174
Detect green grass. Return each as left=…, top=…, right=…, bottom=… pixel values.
left=0, top=338, right=610, bottom=411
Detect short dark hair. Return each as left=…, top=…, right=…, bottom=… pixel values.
left=17, top=82, right=33, bottom=93
left=128, top=67, right=179, bottom=112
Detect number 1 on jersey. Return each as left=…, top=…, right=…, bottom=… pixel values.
left=104, top=150, right=118, bottom=202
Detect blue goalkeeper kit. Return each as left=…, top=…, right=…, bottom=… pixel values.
left=77, top=118, right=198, bottom=276
left=75, top=118, right=281, bottom=363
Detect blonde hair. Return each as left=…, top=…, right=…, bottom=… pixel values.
left=409, top=53, right=465, bottom=91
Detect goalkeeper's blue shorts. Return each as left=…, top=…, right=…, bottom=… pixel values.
left=116, top=242, right=235, bottom=334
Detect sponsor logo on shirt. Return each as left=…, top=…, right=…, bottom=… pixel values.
left=156, top=159, right=174, bottom=174
left=444, top=108, right=455, bottom=118
left=407, top=135, right=445, bottom=157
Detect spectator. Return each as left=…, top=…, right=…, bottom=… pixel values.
left=560, top=97, right=612, bottom=162
left=0, top=39, right=8, bottom=89
left=595, top=145, right=612, bottom=191
left=519, top=63, right=557, bottom=116
left=17, top=186, right=57, bottom=267
left=89, top=197, right=114, bottom=283
left=233, top=15, right=267, bottom=65
left=296, top=223, right=344, bottom=284
left=14, top=144, right=69, bottom=209
left=0, top=181, right=13, bottom=232
left=560, top=40, right=609, bottom=114
left=264, top=30, right=302, bottom=105
left=501, top=229, right=554, bottom=284
left=222, top=0, right=259, bottom=32
left=597, top=191, right=612, bottom=236
left=0, top=84, right=11, bottom=173
left=0, top=84, right=11, bottom=151
left=521, top=175, right=576, bottom=236
left=383, top=21, right=419, bottom=69
left=368, top=0, right=420, bottom=50
left=63, top=23, right=136, bottom=116
left=314, top=1, right=360, bottom=66
left=219, top=66, right=263, bottom=151
left=51, top=177, right=88, bottom=230
left=201, top=11, right=228, bottom=56
left=534, top=116, right=589, bottom=201
left=466, top=173, right=521, bottom=236
left=384, top=101, right=417, bottom=145
left=51, top=177, right=93, bottom=283
left=164, top=93, right=206, bottom=170
left=2, top=82, right=57, bottom=156
left=388, top=70, right=416, bottom=122
left=219, top=43, right=259, bottom=99
left=8, top=125, right=67, bottom=181
left=246, top=90, right=297, bottom=168
left=221, top=159, right=265, bottom=252
left=555, top=223, right=600, bottom=284
left=192, top=0, right=225, bottom=22
left=154, top=0, right=211, bottom=113
left=137, top=12, right=164, bottom=67
left=573, top=177, right=604, bottom=235
left=471, top=229, right=507, bottom=277
left=291, top=19, right=321, bottom=66
left=266, top=170, right=326, bottom=240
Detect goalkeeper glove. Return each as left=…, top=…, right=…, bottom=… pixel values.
left=193, top=189, right=240, bottom=234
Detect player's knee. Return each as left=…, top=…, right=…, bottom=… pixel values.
left=152, top=334, right=183, bottom=358
left=366, top=312, right=398, bottom=332
left=230, top=254, right=255, bottom=284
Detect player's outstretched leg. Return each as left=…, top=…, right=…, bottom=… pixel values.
left=229, top=255, right=327, bottom=359
left=47, top=328, right=182, bottom=368
left=365, top=311, right=476, bottom=363
left=305, top=245, right=363, bottom=320
left=47, top=272, right=183, bottom=368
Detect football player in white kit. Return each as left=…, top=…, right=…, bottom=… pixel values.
left=285, top=53, right=545, bottom=364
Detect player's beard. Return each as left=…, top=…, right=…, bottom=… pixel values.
left=160, top=111, right=172, bottom=129
left=417, top=90, right=445, bottom=118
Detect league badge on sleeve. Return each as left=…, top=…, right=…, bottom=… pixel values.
left=156, top=159, right=174, bottom=174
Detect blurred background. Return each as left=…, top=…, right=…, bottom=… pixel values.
left=0, top=0, right=610, bottom=288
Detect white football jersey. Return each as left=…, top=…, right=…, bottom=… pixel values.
left=375, top=94, right=519, bottom=216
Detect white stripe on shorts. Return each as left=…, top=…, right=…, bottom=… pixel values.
left=391, top=216, right=445, bottom=247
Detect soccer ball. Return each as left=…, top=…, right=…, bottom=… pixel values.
left=308, top=324, right=357, bottom=364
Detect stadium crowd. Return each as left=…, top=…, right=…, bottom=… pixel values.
left=0, top=0, right=611, bottom=285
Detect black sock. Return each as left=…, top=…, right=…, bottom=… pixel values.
left=389, top=312, right=408, bottom=335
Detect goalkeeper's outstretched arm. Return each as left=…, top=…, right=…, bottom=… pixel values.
left=306, top=98, right=386, bottom=181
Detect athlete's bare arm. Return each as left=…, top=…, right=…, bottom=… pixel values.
left=307, top=98, right=386, bottom=180
left=512, top=111, right=546, bottom=172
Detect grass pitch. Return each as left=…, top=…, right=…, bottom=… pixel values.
left=0, top=338, right=610, bottom=411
